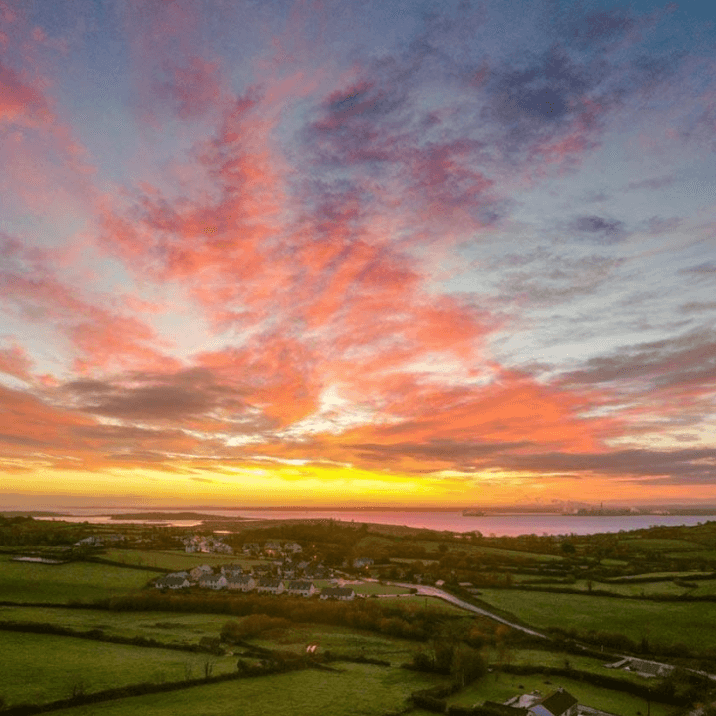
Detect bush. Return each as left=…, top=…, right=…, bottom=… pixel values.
left=221, top=615, right=289, bottom=641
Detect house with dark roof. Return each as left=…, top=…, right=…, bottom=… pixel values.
left=287, top=580, right=316, bottom=597
left=320, top=587, right=355, bottom=600
left=155, top=575, right=190, bottom=590
left=227, top=575, right=256, bottom=592
left=530, top=688, right=578, bottom=716
left=257, top=578, right=285, bottom=594
left=200, top=573, right=227, bottom=590
left=220, top=564, right=243, bottom=577
left=189, top=564, right=213, bottom=581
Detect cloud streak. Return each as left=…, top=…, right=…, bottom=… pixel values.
left=0, top=0, right=715, bottom=506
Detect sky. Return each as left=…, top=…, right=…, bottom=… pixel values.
left=1, top=0, right=716, bottom=509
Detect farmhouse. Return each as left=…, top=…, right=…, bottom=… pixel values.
left=320, top=587, right=355, bottom=600
left=287, top=580, right=316, bottom=597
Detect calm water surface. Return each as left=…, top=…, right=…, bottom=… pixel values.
left=35, top=509, right=715, bottom=536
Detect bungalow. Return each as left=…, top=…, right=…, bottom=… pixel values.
left=155, top=575, right=190, bottom=590
left=257, top=578, right=285, bottom=595
left=287, top=580, right=316, bottom=597
left=200, top=573, right=228, bottom=590
left=320, top=587, right=355, bottom=601
left=227, top=575, right=256, bottom=592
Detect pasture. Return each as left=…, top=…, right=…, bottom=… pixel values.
left=474, top=588, right=715, bottom=651
left=101, top=549, right=266, bottom=571
left=0, top=606, right=227, bottom=646
left=0, top=631, right=236, bottom=707
left=42, top=662, right=447, bottom=716
left=0, top=554, right=154, bottom=603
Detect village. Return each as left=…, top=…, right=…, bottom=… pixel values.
left=151, top=535, right=375, bottom=601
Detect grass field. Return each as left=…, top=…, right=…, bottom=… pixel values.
left=475, top=588, right=715, bottom=651
left=0, top=606, right=228, bottom=646
left=621, top=538, right=706, bottom=552
left=42, top=662, right=447, bottom=716
left=101, top=549, right=266, bottom=571
left=446, top=671, right=675, bottom=716
left=666, top=550, right=716, bottom=562
left=0, top=554, right=154, bottom=603
left=0, top=631, right=236, bottom=707
left=504, top=649, right=653, bottom=686
left=249, top=622, right=420, bottom=661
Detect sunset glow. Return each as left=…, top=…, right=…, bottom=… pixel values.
left=1, top=0, right=716, bottom=508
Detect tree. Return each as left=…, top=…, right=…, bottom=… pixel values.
left=451, top=644, right=487, bottom=687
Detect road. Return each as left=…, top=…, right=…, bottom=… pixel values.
left=382, top=581, right=548, bottom=639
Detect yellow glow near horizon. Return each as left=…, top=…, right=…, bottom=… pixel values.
left=2, top=461, right=716, bottom=508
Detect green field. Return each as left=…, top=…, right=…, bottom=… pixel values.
left=0, top=555, right=155, bottom=603
left=475, top=588, right=716, bottom=651
left=0, top=606, right=227, bottom=646
left=43, top=662, right=447, bottom=716
left=249, top=622, right=419, bottom=660
left=0, top=631, right=236, bottom=707
left=101, top=549, right=265, bottom=571
left=622, top=538, right=706, bottom=552
left=505, top=649, right=654, bottom=686
left=447, top=671, right=674, bottom=716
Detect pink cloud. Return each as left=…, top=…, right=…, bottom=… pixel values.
left=0, top=344, right=33, bottom=382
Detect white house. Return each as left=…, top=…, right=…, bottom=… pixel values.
left=155, top=575, right=190, bottom=589
left=257, top=578, right=285, bottom=595
left=200, top=573, right=227, bottom=590
left=320, top=587, right=355, bottom=601
left=189, top=564, right=213, bottom=582
left=227, top=575, right=256, bottom=592
left=287, top=580, right=316, bottom=597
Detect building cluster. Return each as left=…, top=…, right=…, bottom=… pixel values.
left=182, top=535, right=233, bottom=554
left=155, top=540, right=355, bottom=600
left=74, top=534, right=125, bottom=547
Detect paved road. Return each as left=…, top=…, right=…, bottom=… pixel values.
left=382, top=581, right=548, bottom=639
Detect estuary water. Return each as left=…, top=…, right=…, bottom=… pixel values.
left=34, top=508, right=715, bottom=537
